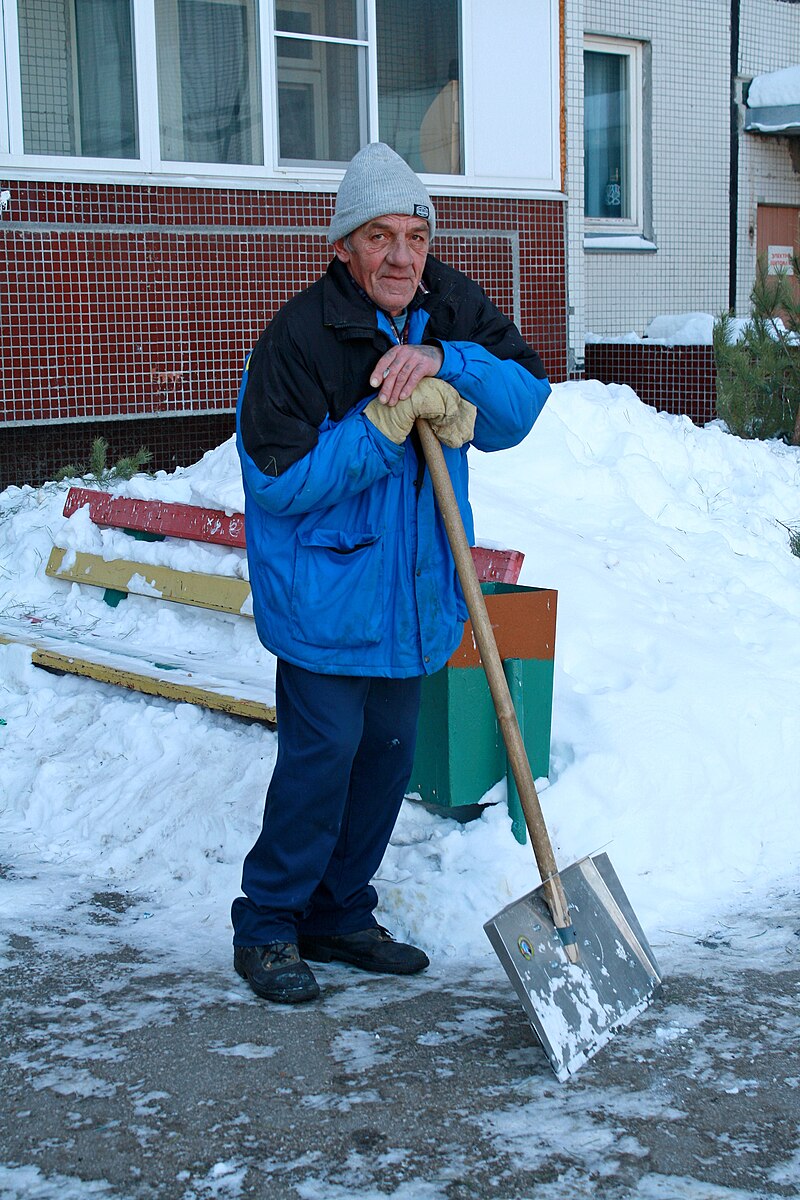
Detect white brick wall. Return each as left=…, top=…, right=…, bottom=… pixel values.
left=567, top=0, right=800, bottom=350
left=736, top=0, right=800, bottom=313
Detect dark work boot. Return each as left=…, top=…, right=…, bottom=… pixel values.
left=234, top=942, right=320, bottom=1003
left=298, top=926, right=429, bottom=975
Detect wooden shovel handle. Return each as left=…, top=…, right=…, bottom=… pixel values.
left=416, top=418, right=578, bottom=959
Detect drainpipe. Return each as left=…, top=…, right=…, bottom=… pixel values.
left=729, top=0, right=741, bottom=312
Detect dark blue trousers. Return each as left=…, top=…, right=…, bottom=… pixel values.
left=231, top=660, right=422, bottom=946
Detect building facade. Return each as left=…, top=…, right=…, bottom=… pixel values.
left=738, top=2, right=800, bottom=314
left=0, top=0, right=568, bottom=486
left=567, top=0, right=800, bottom=360
left=2, top=1, right=799, bottom=487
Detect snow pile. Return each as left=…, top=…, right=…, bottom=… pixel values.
left=586, top=312, right=799, bottom=347
left=1, top=379, right=799, bottom=969
left=642, top=312, right=716, bottom=344
left=748, top=64, right=800, bottom=109
left=586, top=312, right=716, bottom=346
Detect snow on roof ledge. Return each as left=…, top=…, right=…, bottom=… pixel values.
left=746, top=65, right=800, bottom=135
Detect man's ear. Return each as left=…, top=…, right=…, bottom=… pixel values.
left=332, top=239, right=351, bottom=264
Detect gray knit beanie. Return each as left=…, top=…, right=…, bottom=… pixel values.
left=328, top=142, right=436, bottom=243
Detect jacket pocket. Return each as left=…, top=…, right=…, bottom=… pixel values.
left=291, top=528, right=384, bottom=648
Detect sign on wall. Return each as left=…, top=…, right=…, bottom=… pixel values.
left=768, top=245, right=795, bottom=275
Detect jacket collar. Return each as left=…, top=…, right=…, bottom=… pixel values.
left=322, top=255, right=436, bottom=338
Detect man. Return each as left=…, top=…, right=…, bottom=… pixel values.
left=233, top=142, right=551, bottom=1004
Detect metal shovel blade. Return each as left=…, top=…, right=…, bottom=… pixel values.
left=484, top=852, right=662, bottom=1081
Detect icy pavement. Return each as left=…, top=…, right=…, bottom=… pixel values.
left=1, top=873, right=799, bottom=1200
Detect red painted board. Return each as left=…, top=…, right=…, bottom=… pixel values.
left=63, top=488, right=246, bottom=548
left=470, top=546, right=525, bottom=584
left=64, top=489, right=524, bottom=581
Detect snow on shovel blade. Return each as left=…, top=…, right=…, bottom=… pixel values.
left=484, top=852, right=662, bottom=1082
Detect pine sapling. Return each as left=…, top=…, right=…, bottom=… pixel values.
left=714, top=255, right=800, bottom=444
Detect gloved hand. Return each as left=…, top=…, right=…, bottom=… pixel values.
left=364, top=377, right=476, bottom=448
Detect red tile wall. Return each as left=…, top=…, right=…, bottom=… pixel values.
left=0, top=181, right=567, bottom=430
left=0, top=182, right=724, bottom=486
left=0, top=412, right=236, bottom=491
left=584, top=344, right=717, bottom=427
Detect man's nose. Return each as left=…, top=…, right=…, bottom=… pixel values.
left=386, top=236, right=413, bottom=265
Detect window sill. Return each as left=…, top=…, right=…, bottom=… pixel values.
left=584, top=234, right=657, bottom=253
left=0, top=157, right=566, bottom=198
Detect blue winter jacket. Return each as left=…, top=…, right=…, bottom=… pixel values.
left=236, top=255, right=550, bottom=677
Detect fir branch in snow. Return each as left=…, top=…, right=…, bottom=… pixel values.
left=55, top=440, right=153, bottom=484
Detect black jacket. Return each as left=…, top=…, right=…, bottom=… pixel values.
left=240, top=254, right=547, bottom=477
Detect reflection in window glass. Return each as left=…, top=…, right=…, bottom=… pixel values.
left=275, top=0, right=361, bottom=41
left=156, top=0, right=263, bottom=165
left=275, top=2, right=366, bottom=166
left=18, top=0, right=137, bottom=157
left=377, top=0, right=461, bottom=175
left=584, top=50, right=630, bottom=219
left=278, top=45, right=365, bottom=162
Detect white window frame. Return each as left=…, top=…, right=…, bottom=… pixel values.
left=0, top=0, right=563, bottom=193
left=583, top=35, right=643, bottom=236
left=0, top=0, right=466, bottom=184
left=156, top=0, right=263, bottom=168
left=1, top=0, right=271, bottom=178
left=2, top=0, right=24, bottom=157
left=3, top=0, right=148, bottom=173
left=271, top=0, right=368, bottom=171
left=0, top=1, right=10, bottom=155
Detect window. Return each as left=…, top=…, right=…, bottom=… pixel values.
left=376, top=0, right=461, bottom=175
left=273, top=0, right=462, bottom=172
left=6, top=0, right=464, bottom=174
left=584, top=37, right=642, bottom=230
left=2, top=0, right=568, bottom=183
left=156, top=0, right=263, bottom=165
left=18, top=0, right=137, bottom=158
left=274, top=1, right=366, bottom=166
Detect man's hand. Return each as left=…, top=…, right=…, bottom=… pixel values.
left=364, top=378, right=476, bottom=448
left=369, top=343, right=444, bottom=407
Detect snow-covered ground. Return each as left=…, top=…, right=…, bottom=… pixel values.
left=2, top=377, right=799, bottom=978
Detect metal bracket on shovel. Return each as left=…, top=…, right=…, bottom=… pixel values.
left=416, top=418, right=662, bottom=1081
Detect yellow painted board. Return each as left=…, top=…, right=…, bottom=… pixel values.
left=1, top=618, right=276, bottom=724
left=31, top=648, right=276, bottom=726
left=46, top=546, right=253, bottom=617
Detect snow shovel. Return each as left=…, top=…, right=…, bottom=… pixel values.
left=416, top=418, right=662, bottom=1082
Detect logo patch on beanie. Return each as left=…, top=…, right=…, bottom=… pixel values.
left=413, top=203, right=431, bottom=220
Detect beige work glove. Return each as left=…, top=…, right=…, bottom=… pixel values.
left=364, top=377, right=476, bottom=449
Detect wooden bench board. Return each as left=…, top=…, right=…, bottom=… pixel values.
left=61, top=488, right=525, bottom=584
left=0, top=618, right=275, bottom=725
left=46, top=546, right=253, bottom=617
left=34, top=497, right=525, bottom=724
left=64, top=488, right=247, bottom=548
left=469, top=546, right=525, bottom=585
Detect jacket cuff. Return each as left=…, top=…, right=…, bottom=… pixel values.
left=435, top=340, right=469, bottom=388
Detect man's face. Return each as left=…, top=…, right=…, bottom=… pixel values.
left=333, top=214, right=430, bottom=316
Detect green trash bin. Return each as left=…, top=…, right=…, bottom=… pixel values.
left=407, top=583, right=557, bottom=844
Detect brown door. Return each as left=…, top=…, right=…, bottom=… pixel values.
left=756, top=204, right=800, bottom=308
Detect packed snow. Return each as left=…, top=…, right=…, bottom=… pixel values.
left=1, top=378, right=799, bottom=977
left=586, top=312, right=718, bottom=345
left=748, top=64, right=800, bottom=109
left=586, top=311, right=798, bottom=347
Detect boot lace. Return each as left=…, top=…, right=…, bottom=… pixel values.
left=263, top=941, right=299, bottom=968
